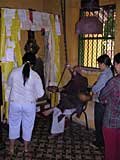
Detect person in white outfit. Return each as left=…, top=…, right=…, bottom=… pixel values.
left=7, top=52, right=44, bottom=155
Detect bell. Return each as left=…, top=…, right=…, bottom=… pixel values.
left=76, top=16, right=103, bottom=34
left=81, top=0, right=99, bottom=10
left=76, top=0, right=103, bottom=34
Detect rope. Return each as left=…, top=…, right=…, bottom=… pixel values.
left=51, top=0, right=68, bottom=107
left=57, top=0, right=68, bottom=88
left=60, top=0, right=68, bottom=64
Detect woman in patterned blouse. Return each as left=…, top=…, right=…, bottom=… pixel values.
left=99, top=52, right=120, bottom=160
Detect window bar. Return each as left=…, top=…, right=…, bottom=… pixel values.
left=111, top=40, right=113, bottom=61
left=106, top=8, right=110, bottom=55
left=96, top=10, right=100, bottom=67
left=91, top=36, right=94, bottom=67
left=87, top=10, right=90, bottom=67
left=78, top=9, right=85, bottom=65
left=78, top=5, right=115, bottom=68
left=91, top=10, right=95, bottom=67
left=111, top=8, right=114, bottom=60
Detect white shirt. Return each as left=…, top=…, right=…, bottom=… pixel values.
left=7, top=65, right=44, bottom=104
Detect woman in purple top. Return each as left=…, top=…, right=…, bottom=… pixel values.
left=91, top=54, right=113, bottom=149
left=99, top=52, right=120, bottom=160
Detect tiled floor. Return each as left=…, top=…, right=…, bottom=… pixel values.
left=0, top=115, right=104, bottom=160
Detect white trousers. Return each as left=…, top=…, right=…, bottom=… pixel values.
left=51, top=107, right=76, bottom=134
left=9, top=102, right=36, bottom=141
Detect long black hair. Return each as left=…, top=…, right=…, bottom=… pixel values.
left=22, top=53, right=36, bottom=86
left=114, top=53, right=120, bottom=64
left=97, top=54, right=111, bottom=66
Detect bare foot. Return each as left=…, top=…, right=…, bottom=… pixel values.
left=7, top=150, right=14, bottom=159
left=23, top=151, right=32, bottom=159
left=72, top=113, right=82, bottom=125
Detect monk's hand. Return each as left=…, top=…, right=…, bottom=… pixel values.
left=79, top=93, right=92, bottom=102
left=47, top=86, right=59, bottom=93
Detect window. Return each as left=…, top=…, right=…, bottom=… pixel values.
left=78, top=5, right=116, bottom=68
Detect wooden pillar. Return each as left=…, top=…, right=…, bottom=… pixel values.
left=66, top=0, right=80, bottom=66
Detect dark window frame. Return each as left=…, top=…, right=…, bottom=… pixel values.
left=78, top=5, right=116, bottom=69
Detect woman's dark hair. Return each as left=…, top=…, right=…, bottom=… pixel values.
left=97, top=54, right=111, bottom=66
left=114, top=53, right=120, bottom=64
left=97, top=54, right=115, bottom=76
left=22, top=53, right=36, bottom=86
